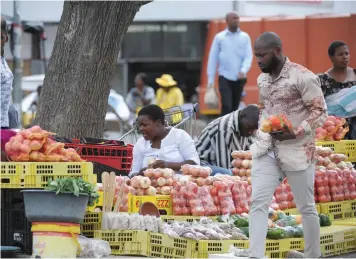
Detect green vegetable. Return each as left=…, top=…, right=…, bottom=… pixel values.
left=275, top=216, right=298, bottom=227
left=267, top=227, right=288, bottom=239
left=293, top=225, right=304, bottom=238
left=233, top=215, right=249, bottom=228
left=283, top=226, right=296, bottom=238
left=239, top=227, right=249, bottom=237
left=319, top=214, right=332, bottom=227
left=45, top=177, right=99, bottom=207
left=277, top=211, right=287, bottom=220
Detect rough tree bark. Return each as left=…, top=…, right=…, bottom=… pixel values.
left=36, top=1, right=150, bottom=138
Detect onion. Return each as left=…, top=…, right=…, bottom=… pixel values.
left=12, top=141, right=22, bottom=152
left=139, top=177, right=151, bottom=189
left=157, top=177, right=166, bottom=186
left=241, top=160, right=250, bottom=169
left=144, top=186, right=157, bottom=196
left=161, top=186, right=171, bottom=195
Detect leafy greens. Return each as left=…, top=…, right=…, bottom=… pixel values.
left=46, top=177, right=99, bottom=207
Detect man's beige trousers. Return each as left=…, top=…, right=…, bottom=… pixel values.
left=249, top=155, right=321, bottom=258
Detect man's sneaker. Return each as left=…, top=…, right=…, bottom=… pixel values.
left=286, top=250, right=304, bottom=258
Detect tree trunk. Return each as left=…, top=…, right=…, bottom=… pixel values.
left=36, top=1, right=149, bottom=138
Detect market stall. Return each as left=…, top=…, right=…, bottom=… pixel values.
left=1, top=121, right=356, bottom=258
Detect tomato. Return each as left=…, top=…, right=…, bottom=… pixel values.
left=235, top=207, right=243, bottom=215
left=315, top=177, right=324, bottom=186
left=336, top=176, right=343, bottom=185
left=269, top=115, right=282, bottom=130
left=348, top=184, right=356, bottom=192
left=317, top=186, right=326, bottom=195
left=279, top=201, right=289, bottom=210
left=173, top=206, right=183, bottom=215
left=350, top=191, right=356, bottom=200
left=287, top=192, right=294, bottom=201
left=318, top=194, right=327, bottom=203
left=275, top=193, right=288, bottom=203
left=348, top=175, right=355, bottom=184
left=344, top=191, right=350, bottom=200
left=329, top=178, right=337, bottom=186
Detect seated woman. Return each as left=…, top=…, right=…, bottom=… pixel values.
left=129, top=105, right=200, bottom=177
left=318, top=41, right=356, bottom=140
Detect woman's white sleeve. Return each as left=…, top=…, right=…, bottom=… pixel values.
left=129, top=142, right=144, bottom=177
left=178, top=130, right=200, bottom=165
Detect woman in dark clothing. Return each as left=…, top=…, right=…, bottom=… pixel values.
left=318, top=41, right=356, bottom=140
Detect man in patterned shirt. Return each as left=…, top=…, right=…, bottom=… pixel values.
left=249, top=32, right=327, bottom=258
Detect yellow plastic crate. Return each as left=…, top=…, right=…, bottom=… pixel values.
left=128, top=194, right=172, bottom=215
left=351, top=200, right=356, bottom=217
left=282, top=204, right=320, bottom=216
left=161, top=216, right=218, bottom=223
left=95, top=230, right=150, bottom=256
left=319, top=201, right=353, bottom=221
left=320, top=225, right=356, bottom=257
left=87, top=191, right=103, bottom=212
left=1, top=162, right=96, bottom=188
left=191, top=238, right=304, bottom=258
left=81, top=212, right=102, bottom=238
left=149, top=232, right=194, bottom=258
left=95, top=230, right=193, bottom=258
left=316, top=140, right=356, bottom=162
left=332, top=218, right=356, bottom=226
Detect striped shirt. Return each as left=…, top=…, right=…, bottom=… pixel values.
left=195, top=110, right=253, bottom=169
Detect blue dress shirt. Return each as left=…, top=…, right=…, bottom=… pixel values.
left=207, top=28, right=253, bottom=85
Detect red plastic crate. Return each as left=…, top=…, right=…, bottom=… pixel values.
left=65, top=143, right=133, bottom=173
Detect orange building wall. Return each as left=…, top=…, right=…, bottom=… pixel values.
left=200, top=14, right=356, bottom=115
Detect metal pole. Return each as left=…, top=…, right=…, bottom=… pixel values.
left=12, top=0, right=23, bottom=126
left=232, top=0, right=238, bottom=11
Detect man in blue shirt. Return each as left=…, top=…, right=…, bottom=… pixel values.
left=207, top=11, right=253, bottom=116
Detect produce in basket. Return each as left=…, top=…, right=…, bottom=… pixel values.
left=231, top=150, right=252, bottom=179
left=181, top=164, right=212, bottom=178
left=315, top=168, right=331, bottom=203
left=143, top=168, right=175, bottom=194
left=274, top=182, right=289, bottom=210
left=231, top=181, right=249, bottom=214
left=5, top=125, right=83, bottom=162
left=315, top=116, right=347, bottom=141
left=260, top=114, right=293, bottom=133
left=171, top=183, right=190, bottom=215
left=214, top=181, right=236, bottom=215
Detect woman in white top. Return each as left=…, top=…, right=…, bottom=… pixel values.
left=129, top=105, right=200, bottom=177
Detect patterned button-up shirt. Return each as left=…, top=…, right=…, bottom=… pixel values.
left=1, top=56, right=13, bottom=128
left=250, top=58, right=328, bottom=172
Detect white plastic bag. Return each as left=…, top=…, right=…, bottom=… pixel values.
left=204, top=84, right=219, bottom=108
left=326, top=85, right=356, bottom=118
left=77, top=235, right=111, bottom=258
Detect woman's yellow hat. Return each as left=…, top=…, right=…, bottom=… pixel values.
left=155, top=74, right=177, bottom=88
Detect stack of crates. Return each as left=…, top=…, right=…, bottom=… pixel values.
left=0, top=161, right=96, bottom=254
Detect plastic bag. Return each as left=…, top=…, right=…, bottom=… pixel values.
left=171, top=183, right=190, bottom=215
left=231, top=181, right=249, bottom=214
left=325, top=85, right=356, bottom=118
left=204, top=85, right=219, bottom=109
left=214, top=181, right=236, bottom=215
left=77, top=235, right=111, bottom=258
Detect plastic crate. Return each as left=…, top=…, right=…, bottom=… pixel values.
left=1, top=162, right=96, bottom=188
left=319, top=201, right=353, bottom=221
left=94, top=230, right=193, bottom=258
left=94, top=230, right=150, bottom=256
left=332, top=218, right=356, bottom=226
left=282, top=204, right=320, bottom=215
left=316, top=140, right=356, bottom=162
left=87, top=191, right=103, bottom=212
left=81, top=212, right=102, bottom=238
left=149, top=232, right=194, bottom=258
left=320, top=225, right=356, bottom=256
left=65, top=143, right=133, bottom=173
left=351, top=200, right=356, bottom=217
left=0, top=189, right=32, bottom=254
left=161, top=216, right=218, bottom=223
left=192, top=238, right=303, bottom=258
left=128, top=194, right=172, bottom=215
